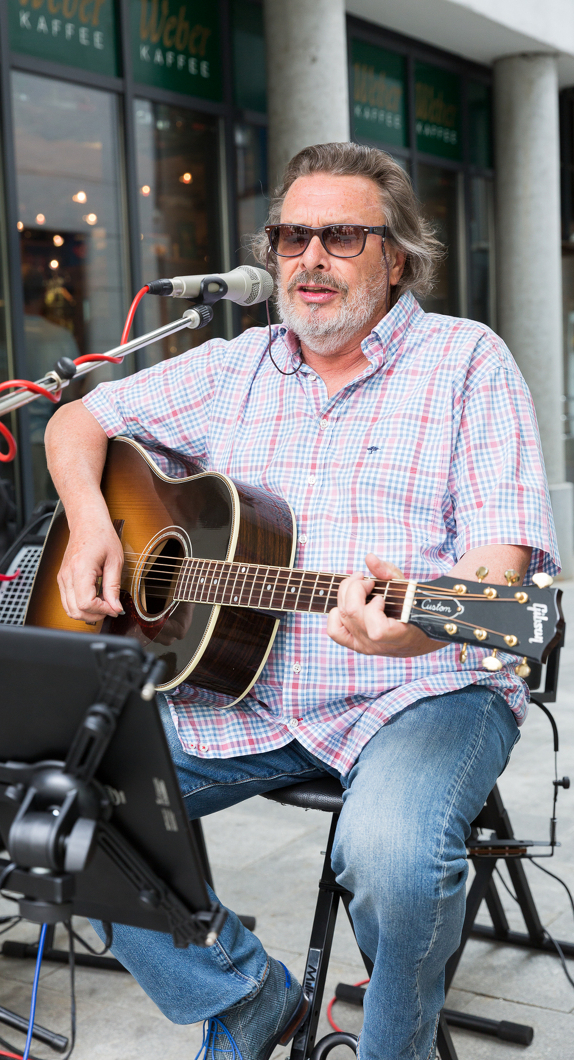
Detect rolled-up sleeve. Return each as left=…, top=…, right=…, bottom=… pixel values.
left=448, top=360, right=560, bottom=579
left=82, top=339, right=222, bottom=464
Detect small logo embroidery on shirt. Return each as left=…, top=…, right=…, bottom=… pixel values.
left=367, top=446, right=380, bottom=453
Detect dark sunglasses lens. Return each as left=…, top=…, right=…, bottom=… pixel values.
left=271, top=225, right=310, bottom=256
left=323, top=225, right=365, bottom=256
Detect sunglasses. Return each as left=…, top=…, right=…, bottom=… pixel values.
left=265, top=223, right=388, bottom=259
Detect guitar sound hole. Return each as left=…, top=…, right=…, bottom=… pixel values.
left=141, top=537, right=184, bottom=616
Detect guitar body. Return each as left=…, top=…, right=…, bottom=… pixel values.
left=25, top=437, right=297, bottom=702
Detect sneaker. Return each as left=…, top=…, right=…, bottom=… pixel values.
left=194, top=956, right=308, bottom=1060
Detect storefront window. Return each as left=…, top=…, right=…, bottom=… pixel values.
left=232, top=0, right=266, bottom=114
left=0, top=230, right=16, bottom=555
left=134, top=100, right=223, bottom=365
left=469, top=175, right=494, bottom=326
left=12, top=71, right=128, bottom=502
left=235, top=122, right=268, bottom=329
left=468, top=81, right=492, bottom=169
left=417, top=163, right=459, bottom=316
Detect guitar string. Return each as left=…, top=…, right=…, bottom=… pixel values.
left=117, top=554, right=519, bottom=603
left=117, top=573, right=526, bottom=607
left=118, top=551, right=529, bottom=599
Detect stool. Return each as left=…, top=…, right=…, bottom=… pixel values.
left=262, top=776, right=553, bottom=1060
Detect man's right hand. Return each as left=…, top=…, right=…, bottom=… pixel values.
left=44, top=400, right=122, bottom=622
left=57, top=511, right=125, bottom=622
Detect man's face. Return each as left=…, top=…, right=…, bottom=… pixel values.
left=275, top=173, right=404, bottom=355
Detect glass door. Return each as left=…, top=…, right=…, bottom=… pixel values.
left=12, top=71, right=128, bottom=501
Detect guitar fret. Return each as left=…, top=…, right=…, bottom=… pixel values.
left=187, top=558, right=201, bottom=602
left=228, top=562, right=243, bottom=605
left=173, top=557, right=187, bottom=600
left=220, top=559, right=234, bottom=605
left=246, top=565, right=261, bottom=608
left=199, top=559, right=211, bottom=603
left=207, top=560, right=223, bottom=605
left=265, top=566, right=282, bottom=609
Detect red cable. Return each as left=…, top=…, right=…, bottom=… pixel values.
left=0, top=286, right=150, bottom=462
left=0, top=380, right=60, bottom=402
left=0, top=1050, right=24, bottom=1058
left=119, top=285, right=149, bottom=345
left=327, top=979, right=370, bottom=1034
left=0, top=420, right=17, bottom=463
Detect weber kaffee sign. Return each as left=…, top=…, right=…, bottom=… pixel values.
left=10, top=0, right=119, bottom=77
left=9, top=1, right=222, bottom=101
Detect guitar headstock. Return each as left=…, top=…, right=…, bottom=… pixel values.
left=408, top=573, right=564, bottom=666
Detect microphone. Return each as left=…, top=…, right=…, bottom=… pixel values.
left=147, top=266, right=273, bottom=306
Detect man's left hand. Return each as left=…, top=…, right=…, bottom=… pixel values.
left=327, top=552, right=446, bottom=658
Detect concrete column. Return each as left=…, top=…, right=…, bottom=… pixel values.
left=263, top=0, right=350, bottom=191
left=494, top=53, right=573, bottom=576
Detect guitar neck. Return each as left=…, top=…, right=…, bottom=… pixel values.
left=175, top=557, right=407, bottom=617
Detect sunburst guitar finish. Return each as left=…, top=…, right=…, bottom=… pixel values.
left=25, top=437, right=297, bottom=703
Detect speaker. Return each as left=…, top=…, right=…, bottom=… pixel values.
left=0, top=501, right=56, bottom=626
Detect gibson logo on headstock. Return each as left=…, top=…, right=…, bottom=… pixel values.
left=528, top=602, right=548, bottom=644
left=418, top=597, right=463, bottom=618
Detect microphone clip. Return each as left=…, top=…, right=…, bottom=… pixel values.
left=194, top=275, right=229, bottom=305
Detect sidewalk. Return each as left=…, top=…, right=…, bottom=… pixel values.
left=1, top=585, right=573, bottom=1059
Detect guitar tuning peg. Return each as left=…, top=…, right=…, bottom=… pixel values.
left=504, top=569, right=520, bottom=585
left=459, top=643, right=468, bottom=663
left=483, top=648, right=503, bottom=672
left=475, top=566, right=489, bottom=582
left=515, top=657, right=531, bottom=678
left=532, top=572, right=554, bottom=589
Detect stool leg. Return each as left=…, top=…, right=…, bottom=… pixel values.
left=290, top=815, right=342, bottom=1060
left=436, top=1013, right=458, bottom=1060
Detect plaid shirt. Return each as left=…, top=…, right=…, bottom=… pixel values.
left=84, top=292, right=559, bottom=775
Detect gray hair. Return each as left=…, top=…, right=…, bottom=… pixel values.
left=250, top=142, right=443, bottom=299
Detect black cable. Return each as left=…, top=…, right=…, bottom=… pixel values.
left=528, top=858, right=574, bottom=921
left=493, top=863, right=574, bottom=992
left=0, top=1033, right=45, bottom=1060
left=0, top=916, right=21, bottom=937
left=68, top=922, right=112, bottom=957
left=265, top=296, right=303, bottom=377
left=58, top=922, right=76, bottom=1060
left=0, top=863, right=15, bottom=891
left=543, top=929, right=574, bottom=989
left=494, top=865, right=519, bottom=903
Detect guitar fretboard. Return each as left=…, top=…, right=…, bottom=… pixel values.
left=174, top=558, right=407, bottom=616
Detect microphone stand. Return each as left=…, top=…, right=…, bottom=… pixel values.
left=0, top=305, right=213, bottom=418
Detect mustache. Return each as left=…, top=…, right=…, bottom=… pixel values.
left=286, top=271, right=349, bottom=296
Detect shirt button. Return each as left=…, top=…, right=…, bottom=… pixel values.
left=308, top=475, right=316, bottom=485
left=308, top=374, right=316, bottom=381
left=199, top=744, right=208, bottom=751
left=288, top=718, right=300, bottom=728
left=293, top=662, right=301, bottom=674
left=299, top=534, right=307, bottom=544
left=320, top=418, right=328, bottom=430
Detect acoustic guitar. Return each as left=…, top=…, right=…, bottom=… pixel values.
left=25, top=436, right=564, bottom=704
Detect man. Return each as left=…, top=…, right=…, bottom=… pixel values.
left=45, top=143, right=558, bottom=1060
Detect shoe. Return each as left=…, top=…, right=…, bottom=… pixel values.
left=194, top=956, right=309, bottom=1060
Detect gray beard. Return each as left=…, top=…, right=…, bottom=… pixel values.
left=276, top=269, right=389, bottom=354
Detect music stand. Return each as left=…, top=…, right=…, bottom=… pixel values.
left=0, top=624, right=225, bottom=947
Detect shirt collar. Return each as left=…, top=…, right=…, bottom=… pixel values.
left=275, top=290, right=423, bottom=373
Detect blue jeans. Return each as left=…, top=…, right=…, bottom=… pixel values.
left=94, top=686, right=519, bottom=1060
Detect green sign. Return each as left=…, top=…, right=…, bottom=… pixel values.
left=351, top=40, right=407, bottom=148
left=131, top=0, right=222, bottom=102
left=9, top=0, right=119, bottom=77
left=415, top=62, right=461, bottom=161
